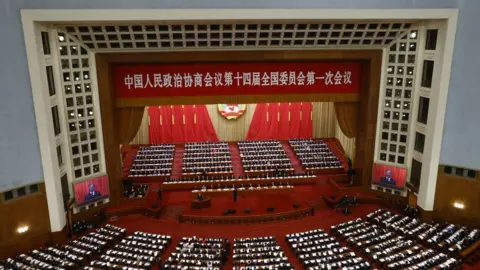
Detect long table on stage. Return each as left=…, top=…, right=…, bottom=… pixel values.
left=162, top=176, right=316, bottom=190
left=191, top=197, right=211, bottom=209
left=182, top=171, right=234, bottom=177
left=192, top=186, right=294, bottom=198
left=306, top=167, right=345, bottom=174
left=244, top=169, right=295, bottom=177
left=127, top=175, right=170, bottom=183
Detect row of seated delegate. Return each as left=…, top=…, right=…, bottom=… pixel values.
left=193, top=183, right=294, bottom=194
left=165, top=237, right=228, bottom=270
left=129, top=144, right=175, bottom=177
left=289, top=139, right=342, bottom=170
left=286, top=229, right=372, bottom=270
left=333, top=211, right=459, bottom=270
left=86, top=231, right=172, bottom=270
left=163, top=172, right=315, bottom=185
left=237, top=140, right=293, bottom=173
left=182, top=142, right=233, bottom=174
left=368, top=208, right=480, bottom=256
left=0, top=224, right=126, bottom=270
left=123, top=184, right=148, bottom=198
left=233, top=236, right=293, bottom=270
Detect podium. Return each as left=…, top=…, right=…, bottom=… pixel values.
left=191, top=197, right=211, bottom=209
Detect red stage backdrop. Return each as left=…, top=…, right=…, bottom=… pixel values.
left=148, top=105, right=218, bottom=143
left=114, top=62, right=361, bottom=98
left=372, top=163, right=407, bottom=189
left=246, top=102, right=312, bottom=140
left=74, top=175, right=110, bottom=205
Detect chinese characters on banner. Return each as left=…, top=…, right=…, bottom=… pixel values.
left=114, top=62, right=361, bottom=98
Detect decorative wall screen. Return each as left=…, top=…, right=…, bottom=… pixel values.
left=58, top=22, right=414, bottom=51
left=377, top=29, right=419, bottom=165
left=56, top=31, right=102, bottom=180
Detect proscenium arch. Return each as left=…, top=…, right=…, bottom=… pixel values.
left=96, top=49, right=382, bottom=204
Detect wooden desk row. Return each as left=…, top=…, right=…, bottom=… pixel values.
left=191, top=186, right=294, bottom=198
left=181, top=171, right=234, bottom=177
left=244, top=169, right=295, bottom=177
left=306, top=167, right=345, bottom=175
left=179, top=208, right=314, bottom=225
left=161, top=176, right=317, bottom=190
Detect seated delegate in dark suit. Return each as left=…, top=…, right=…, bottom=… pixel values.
left=380, top=170, right=396, bottom=185
left=197, top=193, right=204, bottom=201
left=84, top=184, right=101, bottom=201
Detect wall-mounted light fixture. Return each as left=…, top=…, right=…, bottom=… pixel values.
left=453, top=201, right=465, bottom=209
left=17, top=225, right=29, bottom=234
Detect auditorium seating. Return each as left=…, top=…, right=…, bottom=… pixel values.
left=286, top=228, right=371, bottom=270
left=289, top=138, right=342, bottom=170
left=123, top=184, right=149, bottom=198
left=237, top=140, right=294, bottom=173
left=1, top=224, right=127, bottom=270
left=164, top=236, right=227, bottom=269
left=182, top=142, right=233, bottom=175
left=233, top=236, right=293, bottom=269
left=86, top=231, right=171, bottom=270
left=128, top=144, right=175, bottom=177
left=336, top=209, right=461, bottom=269
left=367, top=208, right=480, bottom=257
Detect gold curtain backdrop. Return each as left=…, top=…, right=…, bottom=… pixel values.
left=130, top=107, right=149, bottom=145
left=206, top=104, right=257, bottom=142
left=312, top=102, right=336, bottom=138
left=116, top=107, right=145, bottom=145
left=130, top=103, right=356, bottom=162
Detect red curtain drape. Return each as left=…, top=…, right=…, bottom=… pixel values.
left=195, top=105, right=219, bottom=142
left=172, top=105, right=185, bottom=141
left=246, top=102, right=313, bottom=140
left=289, top=103, right=301, bottom=139
left=299, top=102, right=313, bottom=138
left=148, top=106, right=162, bottom=143
left=148, top=105, right=218, bottom=143
left=159, top=106, right=174, bottom=143
left=372, top=164, right=407, bottom=188
left=74, top=175, right=110, bottom=204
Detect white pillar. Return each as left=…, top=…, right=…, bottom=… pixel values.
left=416, top=17, right=458, bottom=211
left=22, top=21, right=66, bottom=231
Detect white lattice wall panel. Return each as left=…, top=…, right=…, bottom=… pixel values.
left=57, top=22, right=415, bottom=51
left=378, top=29, right=419, bottom=165
left=56, top=32, right=102, bottom=180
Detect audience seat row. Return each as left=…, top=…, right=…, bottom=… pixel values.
left=182, top=142, right=233, bottom=175
left=289, top=139, right=342, bottom=170
left=238, top=140, right=293, bottom=173
left=165, top=237, right=228, bottom=270
left=129, top=144, right=175, bottom=177
left=287, top=228, right=371, bottom=270
left=233, top=236, right=293, bottom=270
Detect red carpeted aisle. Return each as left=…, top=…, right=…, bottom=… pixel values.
left=281, top=141, right=305, bottom=174
left=229, top=142, right=245, bottom=178
left=170, top=145, right=184, bottom=178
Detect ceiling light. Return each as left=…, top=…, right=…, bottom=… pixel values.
left=17, top=226, right=29, bottom=234
left=453, top=201, right=465, bottom=209
left=58, top=36, right=65, bottom=42
left=410, top=31, right=417, bottom=39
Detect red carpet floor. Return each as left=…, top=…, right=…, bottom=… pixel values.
left=159, top=182, right=335, bottom=217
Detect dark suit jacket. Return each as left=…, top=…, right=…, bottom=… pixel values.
left=380, top=177, right=396, bottom=185
left=84, top=191, right=101, bottom=201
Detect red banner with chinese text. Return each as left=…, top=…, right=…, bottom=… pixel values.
left=113, top=62, right=361, bottom=98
